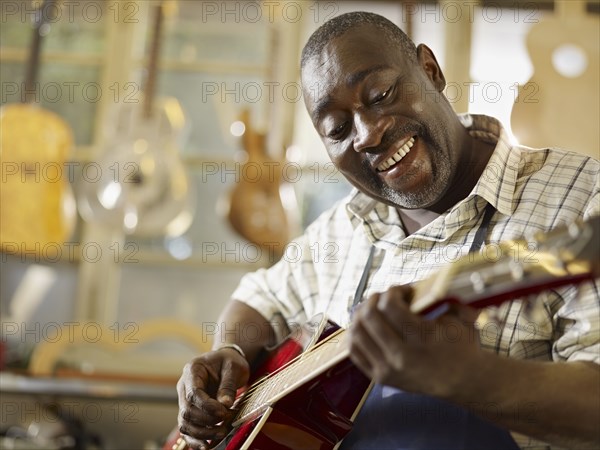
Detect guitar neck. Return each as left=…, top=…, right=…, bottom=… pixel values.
left=234, top=216, right=599, bottom=426
left=24, top=0, right=58, bottom=103
left=143, top=3, right=164, bottom=119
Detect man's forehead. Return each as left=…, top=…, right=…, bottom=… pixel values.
left=302, top=27, right=405, bottom=77
left=300, top=25, right=411, bottom=115
left=301, top=40, right=398, bottom=99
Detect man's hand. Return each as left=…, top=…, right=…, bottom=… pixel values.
left=349, top=285, right=481, bottom=398
left=177, top=348, right=250, bottom=450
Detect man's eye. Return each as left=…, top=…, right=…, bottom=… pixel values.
left=328, top=123, right=346, bottom=139
left=373, top=86, right=393, bottom=104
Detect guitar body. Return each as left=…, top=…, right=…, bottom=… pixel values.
left=1, top=0, right=76, bottom=257
left=0, top=103, right=76, bottom=257
left=226, top=110, right=290, bottom=259
left=77, top=98, right=195, bottom=237
left=227, top=164, right=290, bottom=255
left=166, top=316, right=371, bottom=450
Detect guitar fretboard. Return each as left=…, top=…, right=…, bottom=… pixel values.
left=233, top=329, right=349, bottom=425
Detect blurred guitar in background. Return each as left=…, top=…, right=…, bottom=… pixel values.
left=77, top=0, right=194, bottom=238
left=511, top=1, right=599, bottom=158
left=0, top=0, right=76, bottom=258
left=225, top=109, right=291, bottom=261
left=223, top=22, right=299, bottom=262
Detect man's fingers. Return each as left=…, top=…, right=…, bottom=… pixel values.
left=181, top=371, right=229, bottom=422
left=176, top=352, right=249, bottom=448
left=349, top=343, right=374, bottom=377
left=217, top=353, right=250, bottom=407
left=180, top=400, right=229, bottom=428
left=350, top=319, right=390, bottom=377
left=180, top=420, right=229, bottom=441
left=180, top=434, right=209, bottom=450
left=448, top=303, right=479, bottom=324
left=376, top=288, right=414, bottom=321
left=217, top=358, right=240, bottom=407
left=360, top=309, right=405, bottom=365
left=185, top=385, right=218, bottom=411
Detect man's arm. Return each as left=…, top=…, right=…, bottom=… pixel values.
left=211, top=300, right=288, bottom=364
left=455, top=353, right=600, bottom=448
left=350, top=286, right=600, bottom=449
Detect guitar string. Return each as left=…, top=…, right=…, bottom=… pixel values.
left=234, top=286, right=531, bottom=422
left=233, top=328, right=347, bottom=416
left=234, top=343, right=345, bottom=421
left=233, top=331, right=346, bottom=419
left=237, top=327, right=346, bottom=401
left=237, top=233, right=376, bottom=417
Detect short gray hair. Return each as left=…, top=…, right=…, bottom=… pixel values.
left=300, top=11, right=417, bottom=70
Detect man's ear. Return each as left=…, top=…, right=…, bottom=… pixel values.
left=416, top=44, right=446, bottom=92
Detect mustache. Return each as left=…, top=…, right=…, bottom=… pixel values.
left=371, top=121, right=426, bottom=155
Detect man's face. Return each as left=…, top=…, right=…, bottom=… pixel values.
left=301, top=26, right=461, bottom=210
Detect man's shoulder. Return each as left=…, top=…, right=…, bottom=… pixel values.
left=516, top=145, right=599, bottom=183
left=508, top=145, right=600, bottom=223
left=518, top=144, right=599, bottom=165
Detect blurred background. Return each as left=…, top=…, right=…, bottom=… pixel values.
left=1, top=0, right=598, bottom=448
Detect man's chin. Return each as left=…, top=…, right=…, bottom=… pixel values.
left=381, top=175, right=457, bottom=210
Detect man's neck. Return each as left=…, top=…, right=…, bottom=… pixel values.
left=397, top=209, right=441, bottom=235
left=428, top=135, right=496, bottom=214
left=397, top=135, right=497, bottom=235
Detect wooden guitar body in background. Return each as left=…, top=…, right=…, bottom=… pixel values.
left=511, top=1, right=599, bottom=158
left=225, top=109, right=290, bottom=259
left=0, top=0, right=76, bottom=257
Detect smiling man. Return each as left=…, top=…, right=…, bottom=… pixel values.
left=300, top=18, right=492, bottom=217
left=177, top=12, right=600, bottom=450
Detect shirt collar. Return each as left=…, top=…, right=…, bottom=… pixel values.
left=467, top=114, right=520, bottom=216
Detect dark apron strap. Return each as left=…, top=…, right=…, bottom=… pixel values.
left=350, top=245, right=376, bottom=313
left=469, top=202, right=496, bottom=253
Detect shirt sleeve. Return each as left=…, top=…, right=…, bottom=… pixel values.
left=230, top=232, right=312, bottom=343
left=553, top=182, right=600, bottom=364
left=230, top=195, right=356, bottom=343
left=552, top=279, right=600, bottom=364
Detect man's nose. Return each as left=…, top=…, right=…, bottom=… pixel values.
left=353, top=111, right=393, bottom=152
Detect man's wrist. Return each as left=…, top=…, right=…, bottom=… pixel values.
left=215, top=343, right=247, bottom=360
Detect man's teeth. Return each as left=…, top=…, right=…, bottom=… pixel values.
left=377, top=137, right=415, bottom=172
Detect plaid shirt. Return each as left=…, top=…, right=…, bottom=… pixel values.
left=232, top=114, right=600, bottom=449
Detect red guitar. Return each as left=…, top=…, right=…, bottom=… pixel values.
left=166, top=216, right=600, bottom=450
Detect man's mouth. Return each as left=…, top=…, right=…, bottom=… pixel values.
left=376, top=136, right=415, bottom=172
